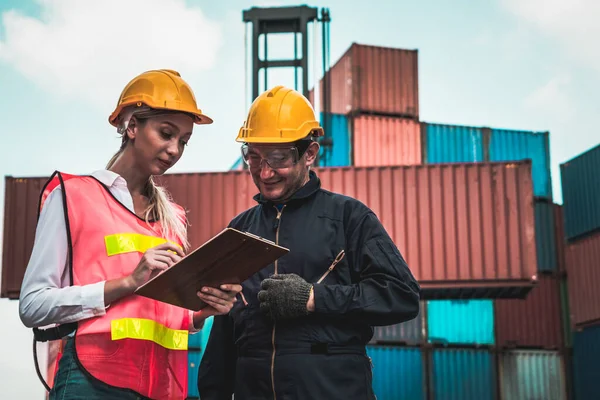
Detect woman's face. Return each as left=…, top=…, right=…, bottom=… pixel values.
left=127, top=112, right=194, bottom=175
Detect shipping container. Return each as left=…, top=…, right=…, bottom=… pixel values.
left=489, top=128, right=552, bottom=199
left=498, top=350, right=567, bottom=400
left=495, top=275, right=565, bottom=349
left=573, top=324, right=600, bottom=399
left=560, top=143, right=600, bottom=240
left=535, top=200, right=558, bottom=273
left=2, top=161, right=537, bottom=300
left=318, top=112, right=351, bottom=167
left=1, top=176, right=49, bottom=299
left=317, top=161, right=537, bottom=299
left=423, top=123, right=485, bottom=163
left=370, top=301, right=426, bottom=345
left=229, top=156, right=244, bottom=171
left=559, top=279, right=572, bottom=347
left=554, top=204, right=567, bottom=274
left=366, top=345, right=426, bottom=400
left=309, top=43, right=419, bottom=118
left=430, top=348, right=496, bottom=400
left=187, top=350, right=201, bottom=399
left=565, top=231, right=600, bottom=328
left=427, top=300, right=494, bottom=345
left=352, top=115, right=421, bottom=167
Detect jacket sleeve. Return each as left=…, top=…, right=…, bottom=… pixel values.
left=312, top=210, right=421, bottom=326
left=197, top=314, right=236, bottom=400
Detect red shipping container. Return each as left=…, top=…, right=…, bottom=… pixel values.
left=565, top=231, right=600, bottom=328
left=495, top=275, right=565, bottom=349
left=309, top=43, right=419, bottom=118
left=352, top=115, right=422, bottom=167
left=2, top=161, right=536, bottom=300
left=1, top=176, right=49, bottom=299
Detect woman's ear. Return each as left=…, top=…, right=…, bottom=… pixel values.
left=126, top=116, right=138, bottom=141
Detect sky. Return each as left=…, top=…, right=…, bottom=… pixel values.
left=0, top=0, right=599, bottom=397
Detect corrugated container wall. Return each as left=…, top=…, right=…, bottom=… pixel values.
left=573, top=324, right=600, bottom=399
left=352, top=115, right=421, bottom=167
left=430, top=348, right=496, bottom=400
left=534, top=200, right=558, bottom=273
left=565, top=231, right=600, bottom=328
left=366, top=346, right=426, bottom=400
left=495, top=276, right=564, bottom=349
left=309, top=43, right=419, bottom=118
left=318, top=113, right=351, bottom=167
left=317, top=161, right=538, bottom=299
left=499, top=350, right=567, bottom=400
left=370, top=301, right=425, bottom=345
left=187, top=350, right=201, bottom=399
left=489, top=129, right=552, bottom=199
left=423, top=123, right=485, bottom=163
left=1, top=162, right=537, bottom=300
left=1, top=176, right=49, bottom=299
left=560, top=143, right=600, bottom=241
left=554, top=204, right=567, bottom=274
left=427, top=300, right=494, bottom=345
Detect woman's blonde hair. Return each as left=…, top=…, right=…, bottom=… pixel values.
left=107, top=106, right=190, bottom=251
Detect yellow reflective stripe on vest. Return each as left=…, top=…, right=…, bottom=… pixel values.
left=111, top=318, right=188, bottom=351
left=105, top=233, right=180, bottom=256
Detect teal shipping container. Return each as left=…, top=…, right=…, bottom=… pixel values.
left=489, top=128, right=552, bottom=198
left=187, top=316, right=214, bottom=399
left=535, top=200, right=558, bottom=273
left=423, top=123, right=485, bottom=163
left=318, top=112, right=351, bottom=167
left=187, top=350, right=202, bottom=399
left=229, top=155, right=244, bottom=171
left=560, top=143, right=600, bottom=240
left=367, top=345, right=426, bottom=400
left=499, top=350, right=567, bottom=400
left=427, top=300, right=495, bottom=345
left=573, top=324, right=600, bottom=399
left=430, top=348, right=496, bottom=400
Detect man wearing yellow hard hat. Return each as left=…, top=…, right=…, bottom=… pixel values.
left=19, top=69, right=242, bottom=399
left=198, top=86, right=421, bottom=399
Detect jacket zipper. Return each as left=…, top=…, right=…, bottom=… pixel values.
left=271, top=205, right=285, bottom=400
left=316, top=250, right=346, bottom=284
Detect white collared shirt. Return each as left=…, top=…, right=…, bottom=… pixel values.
left=18, top=170, right=198, bottom=332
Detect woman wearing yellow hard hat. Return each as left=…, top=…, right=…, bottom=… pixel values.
left=19, top=69, right=242, bottom=399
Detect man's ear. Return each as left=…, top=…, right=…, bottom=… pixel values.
left=304, top=141, right=320, bottom=166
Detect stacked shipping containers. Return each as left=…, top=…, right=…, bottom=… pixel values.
left=308, top=42, right=571, bottom=399
left=560, top=144, right=600, bottom=399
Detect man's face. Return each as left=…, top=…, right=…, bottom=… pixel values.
left=242, top=141, right=319, bottom=202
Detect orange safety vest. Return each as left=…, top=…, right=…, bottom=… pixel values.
left=40, top=171, right=190, bottom=400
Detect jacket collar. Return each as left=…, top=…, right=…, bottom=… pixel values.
left=253, top=170, right=321, bottom=205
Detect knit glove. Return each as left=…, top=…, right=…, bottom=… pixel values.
left=258, top=274, right=313, bottom=320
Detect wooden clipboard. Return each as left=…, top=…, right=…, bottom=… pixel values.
left=134, top=228, right=289, bottom=311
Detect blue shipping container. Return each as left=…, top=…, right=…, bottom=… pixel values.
left=188, top=350, right=202, bottom=399
left=431, top=348, right=496, bottom=400
left=319, top=112, right=351, bottom=167
left=499, top=350, right=566, bottom=400
left=489, top=129, right=552, bottom=198
left=573, top=324, right=600, bottom=399
left=427, top=300, right=495, bottom=345
left=367, top=345, right=426, bottom=400
left=229, top=155, right=244, bottom=171
left=560, top=143, right=600, bottom=240
left=424, top=123, right=485, bottom=163
left=535, top=200, right=558, bottom=273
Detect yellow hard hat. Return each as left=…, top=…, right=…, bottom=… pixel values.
left=109, top=69, right=213, bottom=126
left=236, top=86, right=324, bottom=144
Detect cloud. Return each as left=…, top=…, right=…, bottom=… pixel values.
left=0, top=0, right=223, bottom=109
left=502, top=0, right=600, bottom=72
left=523, top=73, right=575, bottom=122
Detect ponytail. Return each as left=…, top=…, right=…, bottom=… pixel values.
left=107, top=108, right=190, bottom=251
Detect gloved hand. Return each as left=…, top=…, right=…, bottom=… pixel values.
left=258, top=274, right=313, bottom=320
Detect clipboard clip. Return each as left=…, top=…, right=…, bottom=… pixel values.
left=243, top=231, right=277, bottom=246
